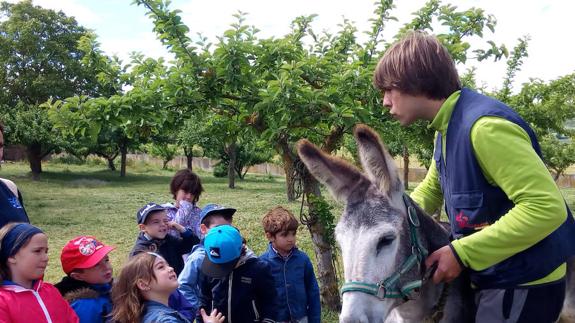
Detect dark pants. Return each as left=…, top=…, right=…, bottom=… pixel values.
left=474, top=280, right=565, bottom=323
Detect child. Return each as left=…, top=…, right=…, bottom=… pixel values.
left=130, top=202, right=200, bottom=275
left=55, top=236, right=115, bottom=323
left=178, top=203, right=236, bottom=312
left=165, top=169, right=204, bottom=239
left=199, top=224, right=279, bottom=323
left=260, top=206, right=321, bottom=323
left=0, top=222, right=78, bottom=322
left=111, top=252, right=224, bottom=323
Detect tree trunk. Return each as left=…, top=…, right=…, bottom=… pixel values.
left=186, top=155, right=193, bottom=170
left=107, top=157, right=116, bottom=171
left=282, top=151, right=297, bottom=201
left=27, top=142, right=43, bottom=180
left=553, top=170, right=561, bottom=182
left=302, top=171, right=341, bottom=312
left=276, top=135, right=297, bottom=201
left=162, top=160, right=169, bottom=170
left=227, top=142, right=236, bottom=189
left=403, top=145, right=409, bottom=190
left=183, top=147, right=193, bottom=170
left=120, top=144, right=127, bottom=178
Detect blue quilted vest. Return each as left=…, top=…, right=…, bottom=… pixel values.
left=435, top=88, right=575, bottom=289
left=0, top=180, right=29, bottom=228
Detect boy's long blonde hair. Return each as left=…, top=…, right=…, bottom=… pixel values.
left=111, top=253, right=157, bottom=323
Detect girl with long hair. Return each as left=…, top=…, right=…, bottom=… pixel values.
left=111, top=252, right=224, bottom=323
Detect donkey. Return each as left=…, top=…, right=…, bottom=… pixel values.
left=298, top=124, right=575, bottom=322
left=297, top=124, right=476, bottom=322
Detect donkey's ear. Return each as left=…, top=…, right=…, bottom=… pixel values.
left=297, top=139, right=370, bottom=203
left=354, top=124, right=403, bottom=198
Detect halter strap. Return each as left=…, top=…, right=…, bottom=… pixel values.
left=341, top=194, right=429, bottom=300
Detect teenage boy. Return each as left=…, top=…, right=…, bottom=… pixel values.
left=55, top=236, right=115, bottom=323
left=374, top=31, right=575, bottom=322
left=178, top=203, right=236, bottom=314
left=260, top=206, right=320, bottom=323
left=130, top=202, right=199, bottom=276
left=199, top=224, right=279, bottom=323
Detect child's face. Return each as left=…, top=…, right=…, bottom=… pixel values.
left=200, top=214, right=232, bottom=235
left=149, top=256, right=178, bottom=294
left=8, top=233, right=49, bottom=283
left=269, top=230, right=297, bottom=256
left=382, top=88, right=432, bottom=126
left=140, top=211, right=169, bottom=239
left=175, top=189, right=195, bottom=204
left=72, top=255, right=113, bottom=285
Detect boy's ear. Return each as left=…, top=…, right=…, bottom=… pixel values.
left=138, top=223, right=147, bottom=231
left=7, top=256, right=16, bottom=265
left=70, top=271, right=83, bottom=281
left=200, top=223, right=209, bottom=235
left=265, top=232, right=274, bottom=241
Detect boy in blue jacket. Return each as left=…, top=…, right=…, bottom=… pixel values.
left=55, top=236, right=115, bottom=323
left=178, top=203, right=236, bottom=315
left=260, top=206, right=321, bottom=323
left=199, top=224, right=279, bottom=323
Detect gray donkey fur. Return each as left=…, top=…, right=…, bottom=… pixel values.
left=297, top=124, right=574, bottom=323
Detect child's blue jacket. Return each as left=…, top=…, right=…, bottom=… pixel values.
left=260, top=243, right=321, bottom=323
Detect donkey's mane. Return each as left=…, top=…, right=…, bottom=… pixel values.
left=407, top=196, right=450, bottom=253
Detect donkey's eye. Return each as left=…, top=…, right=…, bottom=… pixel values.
left=376, top=235, right=395, bottom=254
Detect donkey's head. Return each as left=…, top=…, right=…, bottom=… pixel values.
left=297, top=125, right=421, bottom=322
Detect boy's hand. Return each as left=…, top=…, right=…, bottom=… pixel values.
left=200, top=308, right=225, bottom=323
left=168, top=221, right=185, bottom=233
left=425, top=245, right=462, bottom=284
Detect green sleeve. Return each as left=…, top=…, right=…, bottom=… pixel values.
left=451, top=117, right=567, bottom=270
left=410, top=146, right=444, bottom=215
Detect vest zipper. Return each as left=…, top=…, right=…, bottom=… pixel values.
left=252, top=300, right=260, bottom=321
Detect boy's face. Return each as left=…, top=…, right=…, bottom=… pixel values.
left=71, top=255, right=113, bottom=285
left=382, top=89, right=432, bottom=126
left=200, top=214, right=232, bottom=235
left=139, top=211, right=169, bottom=239
left=267, top=230, right=297, bottom=256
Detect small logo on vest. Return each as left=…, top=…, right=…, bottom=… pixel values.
left=455, top=211, right=489, bottom=230
left=240, top=276, right=252, bottom=284
left=8, top=197, right=22, bottom=209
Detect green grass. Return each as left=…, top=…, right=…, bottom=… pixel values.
left=1, top=161, right=342, bottom=321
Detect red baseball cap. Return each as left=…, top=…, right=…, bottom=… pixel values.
left=60, top=236, right=115, bottom=274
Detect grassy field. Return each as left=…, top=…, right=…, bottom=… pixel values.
left=2, top=160, right=574, bottom=322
